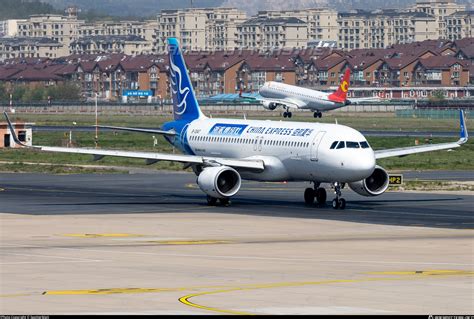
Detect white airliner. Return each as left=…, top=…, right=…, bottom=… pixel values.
left=4, top=38, right=469, bottom=210
left=258, top=69, right=379, bottom=118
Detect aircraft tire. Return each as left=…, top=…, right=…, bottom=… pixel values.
left=332, top=198, right=340, bottom=209
left=316, top=188, right=327, bottom=205
left=206, top=195, right=218, bottom=206
left=338, top=198, right=346, bottom=210
left=219, top=198, right=230, bottom=207
left=304, top=188, right=315, bottom=205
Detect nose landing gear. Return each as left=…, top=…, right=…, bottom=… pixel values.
left=304, top=183, right=327, bottom=206
left=331, top=182, right=346, bottom=210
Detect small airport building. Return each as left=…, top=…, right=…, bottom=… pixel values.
left=0, top=122, right=34, bottom=148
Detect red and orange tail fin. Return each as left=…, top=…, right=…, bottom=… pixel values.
left=328, top=69, right=350, bottom=103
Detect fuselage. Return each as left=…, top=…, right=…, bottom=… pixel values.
left=163, top=118, right=376, bottom=183
left=259, top=81, right=345, bottom=111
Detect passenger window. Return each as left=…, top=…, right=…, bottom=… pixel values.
left=330, top=141, right=338, bottom=149
left=360, top=141, right=370, bottom=149
left=347, top=141, right=360, bottom=148
left=336, top=141, right=345, bottom=149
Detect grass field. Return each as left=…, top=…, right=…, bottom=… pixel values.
left=0, top=113, right=471, bottom=173
left=8, top=111, right=464, bottom=132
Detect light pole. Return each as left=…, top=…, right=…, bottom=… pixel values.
left=10, top=76, right=23, bottom=113
left=95, top=92, right=98, bottom=148
left=69, top=121, right=77, bottom=147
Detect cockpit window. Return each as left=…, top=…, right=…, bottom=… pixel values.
left=360, top=141, right=370, bottom=149
left=330, top=141, right=338, bottom=149
left=336, top=141, right=345, bottom=149
left=346, top=141, right=360, bottom=149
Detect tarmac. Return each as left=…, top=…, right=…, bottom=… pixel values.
left=0, top=172, right=473, bottom=315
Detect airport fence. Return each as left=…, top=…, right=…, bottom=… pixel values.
left=396, top=108, right=471, bottom=119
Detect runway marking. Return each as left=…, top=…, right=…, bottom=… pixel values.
left=367, top=270, right=474, bottom=276
left=178, top=270, right=474, bottom=315
left=146, top=240, right=231, bottom=245
left=61, top=233, right=143, bottom=238
left=5, top=269, right=473, bottom=316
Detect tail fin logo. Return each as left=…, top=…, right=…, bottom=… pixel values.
left=341, top=80, right=349, bottom=93
left=170, top=56, right=190, bottom=116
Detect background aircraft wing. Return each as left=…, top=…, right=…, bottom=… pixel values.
left=3, top=112, right=264, bottom=171
left=348, top=97, right=383, bottom=104
left=375, top=110, right=468, bottom=160
left=97, top=125, right=176, bottom=136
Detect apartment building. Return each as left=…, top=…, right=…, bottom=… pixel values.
left=445, top=10, right=473, bottom=40
left=0, top=37, right=63, bottom=61
left=237, top=17, right=308, bottom=50
left=157, top=9, right=207, bottom=52
left=337, top=10, right=437, bottom=50
left=16, top=9, right=84, bottom=57
left=77, top=20, right=158, bottom=54
left=157, top=7, right=246, bottom=52
left=409, top=0, right=466, bottom=37
left=257, top=9, right=338, bottom=42
left=70, top=35, right=151, bottom=56
left=0, top=19, right=25, bottom=37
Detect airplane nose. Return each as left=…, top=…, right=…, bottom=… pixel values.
left=345, top=151, right=376, bottom=180
left=359, top=151, right=376, bottom=175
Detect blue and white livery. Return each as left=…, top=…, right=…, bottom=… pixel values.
left=4, top=38, right=469, bottom=209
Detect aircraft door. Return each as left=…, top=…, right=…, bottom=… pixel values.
left=310, top=131, right=326, bottom=161
left=258, top=136, right=264, bottom=152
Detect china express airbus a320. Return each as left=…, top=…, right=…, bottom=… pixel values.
left=5, top=38, right=469, bottom=209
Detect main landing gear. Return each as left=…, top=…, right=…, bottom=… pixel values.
left=206, top=195, right=230, bottom=207
left=304, top=183, right=327, bottom=206
left=283, top=107, right=292, bottom=118
left=313, top=111, right=322, bottom=118
left=331, top=182, right=346, bottom=210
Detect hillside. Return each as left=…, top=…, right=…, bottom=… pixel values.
left=41, top=0, right=225, bottom=17
left=0, top=0, right=60, bottom=20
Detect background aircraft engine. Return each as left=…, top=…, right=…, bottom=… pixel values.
left=348, top=165, right=389, bottom=197
left=197, top=166, right=242, bottom=199
left=262, top=101, right=278, bottom=110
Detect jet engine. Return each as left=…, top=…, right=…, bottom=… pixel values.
left=197, top=166, right=242, bottom=199
left=262, top=101, right=278, bottom=110
left=348, top=165, right=389, bottom=197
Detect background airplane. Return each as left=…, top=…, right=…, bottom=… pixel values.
left=257, top=69, right=380, bottom=118
left=4, top=38, right=469, bottom=210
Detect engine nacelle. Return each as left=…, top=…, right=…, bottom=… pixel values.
left=197, top=166, right=241, bottom=199
left=348, top=165, right=389, bottom=197
left=262, top=101, right=278, bottom=110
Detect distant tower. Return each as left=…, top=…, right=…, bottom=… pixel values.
left=65, top=6, right=81, bottom=18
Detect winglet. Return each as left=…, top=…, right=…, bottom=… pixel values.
left=3, top=111, right=30, bottom=148
left=458, top=109, right=468, bottom=145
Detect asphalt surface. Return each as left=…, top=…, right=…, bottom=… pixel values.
left=1, top=172, right=473, bottom=315
left=0, top=172, right=472, bottom=229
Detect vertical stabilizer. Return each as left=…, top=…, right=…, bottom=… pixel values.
left=168, top=38, right=205, bottom=121
left=328, top=68, right=351, bottom=103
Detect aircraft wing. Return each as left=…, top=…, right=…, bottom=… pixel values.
left=3, top=112, right=264, bottom=171
left=375, top=110, right=468, bottom=160
left=348, top=97, right=383, bottom=104
left=97, top=125, right=176, bottom=136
